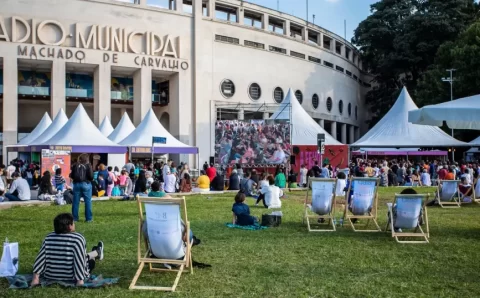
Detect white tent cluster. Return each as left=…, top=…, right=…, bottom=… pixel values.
left=352, top=87, right=468, bottom=148
left=270, top=88, right=342, bottom=145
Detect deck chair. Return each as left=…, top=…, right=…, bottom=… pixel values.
left=129, top=197, right=193, bottom=292
left=385, top=194, right=430, bottom=244
left=473, top=179, right=480, bottom=203
left=304, top=178, right=337, bottom=232
left=343, top=177, right=381, bottom=232
left=435, top=180, right=461, bottom=208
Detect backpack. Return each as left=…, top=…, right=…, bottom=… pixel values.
left=107, top=173, right=113, bottom=185
left=73, top=164, right=87, bottom=181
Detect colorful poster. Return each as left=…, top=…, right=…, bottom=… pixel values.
left=41, top=149, right=71, bottom=184
left=293, top=145, right=348, bottom=175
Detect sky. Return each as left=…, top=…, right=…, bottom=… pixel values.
left=247, top=0, right=378, bottom=41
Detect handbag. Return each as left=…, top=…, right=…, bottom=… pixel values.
left=0, top=239, right=19, bottom=277
left=261, top=214, right=282, bottom=227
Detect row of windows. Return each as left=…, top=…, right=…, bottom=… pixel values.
left=220, top=80, right=358, bottom=119
left=214, top=35, right=372, bottom=88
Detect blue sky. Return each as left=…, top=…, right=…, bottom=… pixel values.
left=247, top=0, right=378, bottom=41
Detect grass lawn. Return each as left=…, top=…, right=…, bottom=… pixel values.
left=1, top=187, right=480, bottom=297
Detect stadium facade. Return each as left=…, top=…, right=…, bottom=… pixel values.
left=0, top=0, right=372, bottom=163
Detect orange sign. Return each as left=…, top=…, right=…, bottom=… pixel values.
left=41, top=149, right=71, bottom=184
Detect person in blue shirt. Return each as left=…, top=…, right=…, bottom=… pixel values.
left=321, top=163, right=330, bottom=178
left=232, top=192, right=258, bottom=226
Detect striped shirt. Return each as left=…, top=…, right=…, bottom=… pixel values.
left=33, top=232, right=90, bottom=281
left=54, top=175, right=66, bottom=188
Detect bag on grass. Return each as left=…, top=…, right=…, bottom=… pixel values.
left=0, top=239, right=19, bottom=277
left=63, top=190, right=74, bottom=204
left=261, top=214, right=282, bottom=227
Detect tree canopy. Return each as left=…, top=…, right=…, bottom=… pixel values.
left=353, top=0, right=478, bottom=126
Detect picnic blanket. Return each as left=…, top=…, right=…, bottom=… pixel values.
left=5, top=274, right=119, bottom=289
left=225, top=223, right=267, bottom=230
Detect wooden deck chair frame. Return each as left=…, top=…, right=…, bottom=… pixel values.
left=343, top=177, right=381, bottom=232
left=129, top=196, right=193, bottom=292
left=385, top=194, right=430, bottom=244
left=473, top=178, right=480, bottom=203
left=435, top=180, right=461, bottom=208
left=304, top=178, right=337, bottom=232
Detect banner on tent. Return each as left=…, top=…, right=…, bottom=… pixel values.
left=214, top=120, right=291, bottom=165
left=41, top=150, right=71, bottom=184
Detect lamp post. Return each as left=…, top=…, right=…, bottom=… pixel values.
left=441, top=69, right=456, bottom=162
left=313, top=14, right=315, bottom=25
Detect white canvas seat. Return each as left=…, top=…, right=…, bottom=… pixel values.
left=343, top=178, right=381, bottom=232
left=473, top=179, right=480, bottom=203
left=436, top=180, right=461, bottom=208
left=386, top=194, right=430, bottom=244
left=129, top=197, right=192, bottom=292
left=304, top=178, right=337, bottom=232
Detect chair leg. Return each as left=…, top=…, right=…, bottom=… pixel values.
left=129, top=262, right=145, bottom=290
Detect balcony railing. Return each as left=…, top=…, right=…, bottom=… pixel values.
left=18, top=86, right=50, bottom=96
left=66, top=88, right=93, bottom=98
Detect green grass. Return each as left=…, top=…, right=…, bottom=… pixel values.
left=1, top=187, right=480, bottom=297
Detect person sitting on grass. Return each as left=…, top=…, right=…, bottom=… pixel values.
left=195, top=170, right=210, bottom=192
left=54, top=168, right=68, bottom=191
left=260, top=176, right=282, bottom=209
left=148, top=181, right=167, bottom=198
left=274, top=168, right=286, bottom=189
left=232, top=192, right=258, bottom=226
left=31, top=213, right=104, bottom=287
left=180, top=173, right=192, bottom=193
left=5, top=172, right=31, bottom=201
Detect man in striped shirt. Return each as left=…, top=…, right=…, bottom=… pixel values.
left=31, top=213, right=104, bottom=287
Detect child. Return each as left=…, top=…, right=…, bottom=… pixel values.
left=148, top=181, right=167, bottom=198
left=232, top=192, right=257, bottom=226
left=180, top=173, right=192, bottom=193
left=31, top=213, right=104, bottom=287
left=54, top=168, right=67, bottom=191
left=97, top=174, right=106, bottom=197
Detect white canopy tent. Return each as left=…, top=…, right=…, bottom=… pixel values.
left=120, top=108, right=198, bottom=154
left=30, top=109, right=68, bottom=145
left=99, top=116, right=114, bottom=137
left=18, top=112, right=52, bottom=145
left=270, top=88, right=342, bottom=145
left=469, top=136, right=480, bottom=146
left=41, top=104, right=119, bottom=147
left=352, top=87, right=468, bottom=148
left=408, top=94, right=480, bottom=130
left=108, top=112, right=135, bottom=143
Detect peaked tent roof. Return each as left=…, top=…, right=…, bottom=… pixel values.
left=18, top=112, right=52, bottom=145
left=270, top=88, right=342, bottom=145
left=119, top=109, right=198, bottom=154
left=352, top=87, right=469, bottom=148
left=41, top=104, right=119, bottom=146
left=108, top=112, right=135, bottom=143
left=30, top=109, right=68, bottom=145
left=99, top=116, right=114, bottom=137
left=470, top=136, right=480, bottom=145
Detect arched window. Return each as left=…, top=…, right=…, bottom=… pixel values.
left=248, top=83, right=261, bottom=100
left=348, top=103, right=352, bottom=116
left=312, top=94, right=319, bottom=110
left=355, top=106, right=358, bottom=120
left=220, top=79, right=235, bottom=98
left=273, top=87, right=284, bottom=103
left=339, top=100, right=344, bottom=114
left=326, top=97, right=333, bottom=112
left=295, top=90, right=303, bottom=104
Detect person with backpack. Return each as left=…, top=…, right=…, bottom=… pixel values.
left=70, top=154, right=94, bottom=222
left=106, top=166, right=117, bottom=197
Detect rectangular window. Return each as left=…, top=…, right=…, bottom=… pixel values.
left=308, top=56, right=321, bottom=64
left=335, top=41, right=343, bottom=55
left=269, top=45, right=287, bottom=54
left=244, top=11, right=262, bottom=28
left=215, top=35, right=239, bottom=44
left=308, top=30, right=319, bottom=44
left=323, top=35, right=332, bottom=50
left=345, top=47, right=351, bottom=60
left=352, top=74, right=358, bottom=81
left=147, top=0, right=174, bottom=9
left=324, top=61, right=334, bottom=68
left=215, top=4, right=237, bottom=22
left=290, top=24, right=303, bottom=40
left=244, top=40, right=265, bottom=49
left=345, top=70, right=352, bottom=77
left=290, top=51, right=305, bottom=59
left=358, top=79, right=363, bottom=85
left=269, top=17, right=284, bottom=34
left=336, top=65, right=344, bottom=72
left=363, top=82, right=372, bottom=88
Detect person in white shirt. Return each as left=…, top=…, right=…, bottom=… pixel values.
left=335, top=172, right=347, bottom=197
left=420, top=169, right=431, bottom=186
left=267, top=144, right=286, bottom=164
left=260, top=176, right=282, bottom=209
left=163, top=160, right=172, bottom=181
left=163, top=170, right=177, bottom=193
left=461, top=168, right=472, bottom=185
left=5, top=172, right=31, bottom=201
left=299, top=164, right=308, bottom=187
left=6, top=163, right=16, bottom=185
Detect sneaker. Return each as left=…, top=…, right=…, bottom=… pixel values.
left=95, top=241, right=104, bottom=261
left=192, top=236, right=201, bottom=246
left=163, top=263, right=172, bottom=270
left=394, top=228, right=403, bottom=233
left=255, top=203, right=259, bottom=206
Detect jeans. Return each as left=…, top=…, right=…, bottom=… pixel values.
left=5, top=190, right=22, bottom=201
left=72, top=182, right=93, bottom=222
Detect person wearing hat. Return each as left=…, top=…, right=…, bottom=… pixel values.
left=5, top=172, right=31, bottom=201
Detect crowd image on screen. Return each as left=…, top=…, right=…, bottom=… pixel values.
left=215, top=120, right=291, bottom=165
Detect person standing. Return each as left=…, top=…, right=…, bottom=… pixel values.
left=206, top=163, right=217, bottom=182
left=70, top=154, right=94, bottom=222
left=299, top=164, right=308, bottom=187
left=321, top=163, right=331, bottom=178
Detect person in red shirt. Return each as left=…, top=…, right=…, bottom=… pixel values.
left=206, top=163, right=217, bottom=182
left=438, top=164, right=448, bottom=180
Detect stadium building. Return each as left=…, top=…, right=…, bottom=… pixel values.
left=0, top=0, right=372, bottom=163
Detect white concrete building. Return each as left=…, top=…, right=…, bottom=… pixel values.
left=0, top=0, right=371, bottom=164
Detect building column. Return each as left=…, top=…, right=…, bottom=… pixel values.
left=355, top=127, right=360, bottom=141
left=138, top=0, right=147, bottom=6
left=133, top=68, right=152, bottom=126
left=318, top=33, right=323, bottom=47
left=94, top=64, right=111, bottom=126
left=238, top=7, right=244, bottom=24
left=176, top=0, right=183, bottom=12
left=330, top=121, right=337, bottom=141
left=284, top=20, right=290, bottom=37
left=51, top=60, right=66, bottom=119
left=237, top=109, right=244, bottom=120
left=302, top=27, right=308, bottom=42
left=318, top=119, right=324, bottom=128
left=263, top=112, right=269, bottom=120
left=262, top=14, right=269, bottom=30
left=341, top=123, right=347, bottom=144
left=208, top=0, right=215, bottom=17
left=349, top=125, right=354, bottom=144
left=3, top=58, right=18, bottom=163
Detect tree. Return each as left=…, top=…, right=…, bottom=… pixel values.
left=353, top=0, right=478, bottom=126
